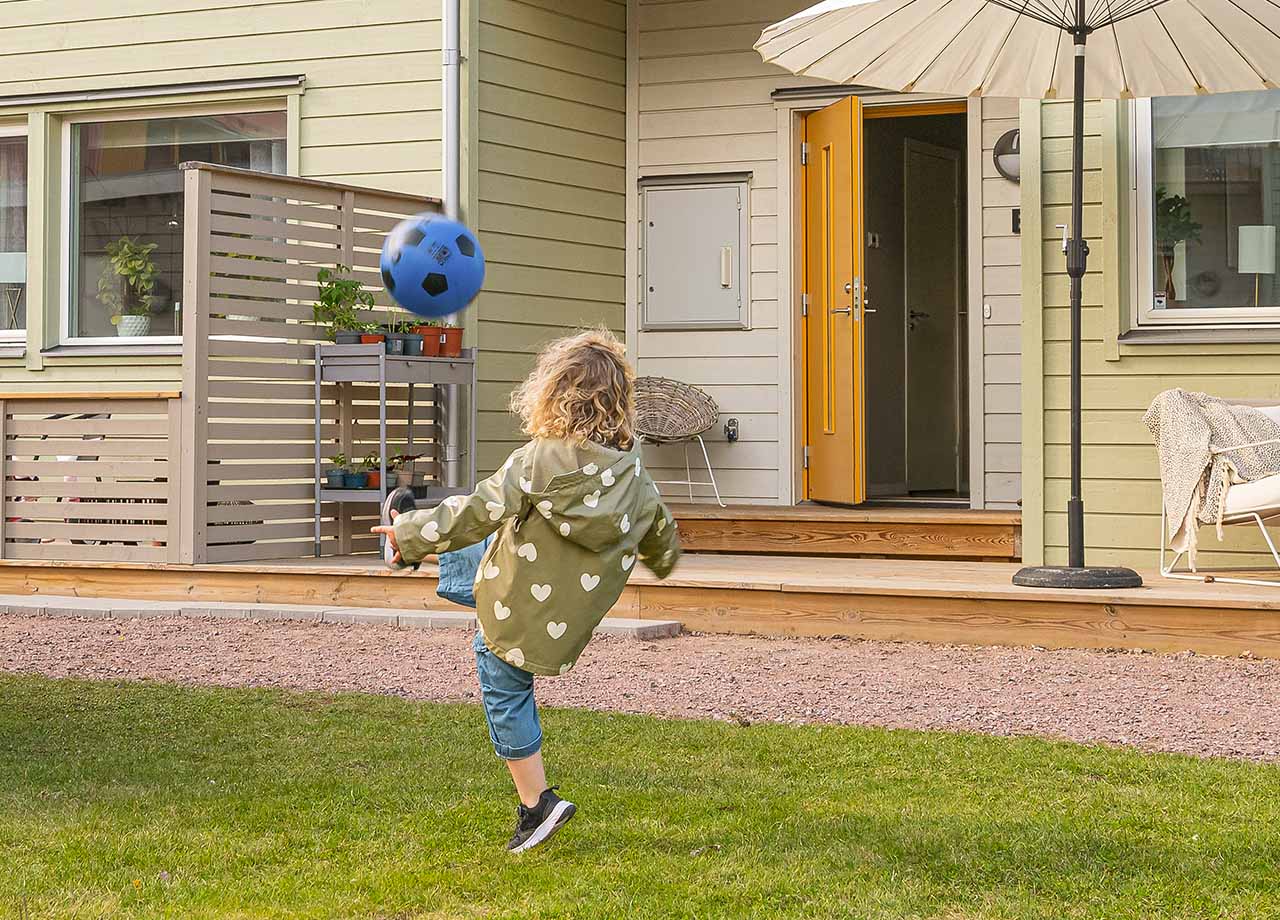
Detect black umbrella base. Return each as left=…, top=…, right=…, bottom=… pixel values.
left=1012, top=565, right=1144, bottom=589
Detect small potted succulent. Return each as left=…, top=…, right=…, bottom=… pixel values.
left=343, top=456, right=369, bottom=490
left=363, top=452, right=383, bottom=490
left=325, top=453, right=348, bottom=489
left=314, top=266, right=375, bottom=344
left=100, top=236, right=159, bottom=337
left=439, top=323, right=464, bottom=358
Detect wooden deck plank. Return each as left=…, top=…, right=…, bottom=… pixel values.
left=0, top=554, right=1277, bottom=659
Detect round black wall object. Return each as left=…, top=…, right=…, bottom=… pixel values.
left=993, top=128, right=1020, bottom=183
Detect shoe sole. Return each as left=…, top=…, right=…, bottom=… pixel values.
left=381, top=487, right=418, bottom=568
left=509, top=800, right=576, bottom=854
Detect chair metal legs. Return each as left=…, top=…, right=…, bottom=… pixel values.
left=1160, top=505, right=1280, bottom=587
left=648, top=435, right=726, bottom=508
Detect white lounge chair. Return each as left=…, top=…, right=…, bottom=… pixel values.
left=1160, top=402, right=1280, bottom=586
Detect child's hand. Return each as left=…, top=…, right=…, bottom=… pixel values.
left=371, top=509, right=401, bottom=565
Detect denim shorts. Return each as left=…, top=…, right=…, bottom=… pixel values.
left=473, top=631, right=542, bottom=760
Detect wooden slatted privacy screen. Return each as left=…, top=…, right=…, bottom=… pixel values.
left=1, top=397, right=180, bottom=563
left=179, top=163, right=442, bottom=563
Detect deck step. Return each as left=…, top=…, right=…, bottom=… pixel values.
left=0, top=595, right=682, bottom=640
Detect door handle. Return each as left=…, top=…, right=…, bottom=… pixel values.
left=829, top=306, right=853, bottom=315
left=909, top=309, right=930, bottom=320
left=844, top=282, right=853, bottom=294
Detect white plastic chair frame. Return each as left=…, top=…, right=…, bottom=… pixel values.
left=644, top=434, right=726, bottom=508
left=1160, top=435, right=1280, bottom=587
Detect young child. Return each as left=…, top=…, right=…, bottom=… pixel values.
left=373, top=329, right=680, bottom=853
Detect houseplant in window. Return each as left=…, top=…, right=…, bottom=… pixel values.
left=100, top=236, right=158, bottom=337
left=1154, top=186, right=1201, bottom=304
left=314, top=266, right=375, bottom=344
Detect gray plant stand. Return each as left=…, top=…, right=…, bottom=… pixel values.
left=313, top=343, right=478, bottom=557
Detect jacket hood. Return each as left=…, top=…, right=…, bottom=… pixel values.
left=522, top=439, right=650, bottom=553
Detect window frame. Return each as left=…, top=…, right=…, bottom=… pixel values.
left=59, top=100, right=287, bottom=346
left=0, top=122, right=28, bottom=345
left=1130, top=96, right=1280, bottom=329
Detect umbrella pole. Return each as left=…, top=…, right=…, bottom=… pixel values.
left=1013, top=3, right=1142, bottom=589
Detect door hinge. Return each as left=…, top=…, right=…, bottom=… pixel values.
left=800, top=142, right=809, bottom=166
left=801, top=293, right=809, bottom=317
left=803, top=445, right=811, bottom=470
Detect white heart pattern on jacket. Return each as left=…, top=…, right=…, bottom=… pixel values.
left=531, top=583, right=552, bottom=602
left=620, top=513, right=631, bottom=534
left=601, top=468, right=615, bottom=487
left=580, top=573, right=600, bottom=592
left=656, top=516, right=667, bottom=534
left=485, top=501, right=505, bottom=521
left=634, top=457, right=641, bottom=477
left=559, top=663, right=571, bottom=675
left=444, top=494, right=465, bottom=511
left=483, top=563, right=500, bottom=580
left=421, top=520, right=440, bottom=542
left=583, top=491, right=600, bottom=509
left=559, top=522, right=571, bottom=537
left=546, top=621, right=567, bottom=640
left=537, top=500, right=554, bottom=519
left=517, top=542, right=537, bottom=562
left=583, top=462, right=599, bottom=475
left=506, top=647, right=525, bottom=668
left=493, top=600, right=511, bottom=620
left=622, top=553, right=635, bottom=571
left=519, top=477, right=533, bottom=493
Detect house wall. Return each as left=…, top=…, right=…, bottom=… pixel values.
left=631, top=0, right=1023, bottom=508
left=1022, top=100, right=1280, bottom=568
left=0, top=0, right=442, bottom=390
left=470, top=0, right=627, bottom=473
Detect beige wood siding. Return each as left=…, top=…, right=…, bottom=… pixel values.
left=635, top=0, right=1023, bottom=507
left=0, top=0, right=441, bottom=389
left=1025, top=100, right=1280, bottom=569
left=979, top=98, right=1022, bottom=510
left=635, top=0, right=816, bottom=505
left=473, top=0, right=627, bottom=473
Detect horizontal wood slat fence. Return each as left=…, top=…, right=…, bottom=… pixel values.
left=0, top=165, right=442, bottom=565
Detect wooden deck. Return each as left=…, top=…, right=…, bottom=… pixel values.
left=0, top=552, right=1277, bottom=658
left=669, top=503, right=1021, bottom=561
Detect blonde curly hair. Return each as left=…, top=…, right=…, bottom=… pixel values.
left=510, top=329, right=635, bottom=449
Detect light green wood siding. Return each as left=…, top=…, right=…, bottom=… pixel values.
left=472, top=0, right=626, bottom=472
left=1025, top=99, right=1280, bottom=569
left=0, top=0, right=441, bottom=389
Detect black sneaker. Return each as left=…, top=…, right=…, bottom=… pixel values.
left=381, top=487, right=417, bottom=569
left=506, top=787, right=576, bottom=854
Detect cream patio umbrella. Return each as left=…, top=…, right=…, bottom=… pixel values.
left=758, top=0, right=1280, bottom=589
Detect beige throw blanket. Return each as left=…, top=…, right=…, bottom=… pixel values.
left=1142, top=389, right=1280, bottom=569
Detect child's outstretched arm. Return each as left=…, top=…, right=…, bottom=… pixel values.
left=373, top=447, right=526, bottom=565
left=637, top=503, right=681, bottom=579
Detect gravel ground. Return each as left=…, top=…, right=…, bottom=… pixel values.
left=2, top=613, right=1278, bottom=763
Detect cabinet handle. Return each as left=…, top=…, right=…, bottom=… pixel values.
left=720, top=247, right=732, bottom=288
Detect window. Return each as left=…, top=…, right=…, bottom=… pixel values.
left=65, top=110, right=286, bottom=342
left=1134, top=90, right=1280, bottom=326
left=0, top=127, right=26, bottom=341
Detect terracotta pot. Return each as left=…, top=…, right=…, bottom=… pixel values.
left=365, top=470, right=381, bottom=490
left=420, top=331, right=441, bottom=356
left=439, top=326, right=464, bottom=357
left=360, top=333, right=385, bottom=345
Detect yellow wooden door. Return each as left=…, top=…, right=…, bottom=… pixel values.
left=803, top=96, right=865, bottom=505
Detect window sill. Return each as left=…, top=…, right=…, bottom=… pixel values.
left=0, top=344, right=25, bottom=360
left=42, top=343, right=183, bottom=358
left=1119, top=326, right=1280, bottom=346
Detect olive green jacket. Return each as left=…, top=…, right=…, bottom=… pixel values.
left=393, top=438, right=681, bottom=676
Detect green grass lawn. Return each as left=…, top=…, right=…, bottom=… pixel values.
left=1, top=674, right=1277, bottom=920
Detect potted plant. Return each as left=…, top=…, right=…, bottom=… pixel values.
left=394, top=315, right=425, bottom=356
left=1154, top=186, right=1202, bottom=304
left=391, top=453, right=421, bottom=488
left=359, top=322, right=386, bottom=347
left=439, top=323, right=464, bottom=358
left=314, top=266, right=375, bottom=344
left=364, top=451, right=383, bottom=489
left=413, top=319, right=441, bottom=356
left=343, top=456, right=368, bottom=490
left=100, top=236, right=158, bottom=337
left=384, top=318, right=407, bottom=356
left=325, top=453, right=348, bottom=489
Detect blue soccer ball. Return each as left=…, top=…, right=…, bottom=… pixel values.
left=379, top=213, right=485, bottom=318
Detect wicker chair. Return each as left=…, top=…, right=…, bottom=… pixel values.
left=634, top=376, right=725, bottom=507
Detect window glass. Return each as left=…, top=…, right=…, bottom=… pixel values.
left=70, top=111, right=286, bottom=339
left=1151, top=90, right=1280, bottom=313
left=0, top=134, right=26, bottom=335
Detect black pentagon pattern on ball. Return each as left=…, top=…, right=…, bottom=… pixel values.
left=381, top=267, right=396, bottom=294
left=455, top=233, right=476, bottom=258
left=422, top=272, right=449, bottom=296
